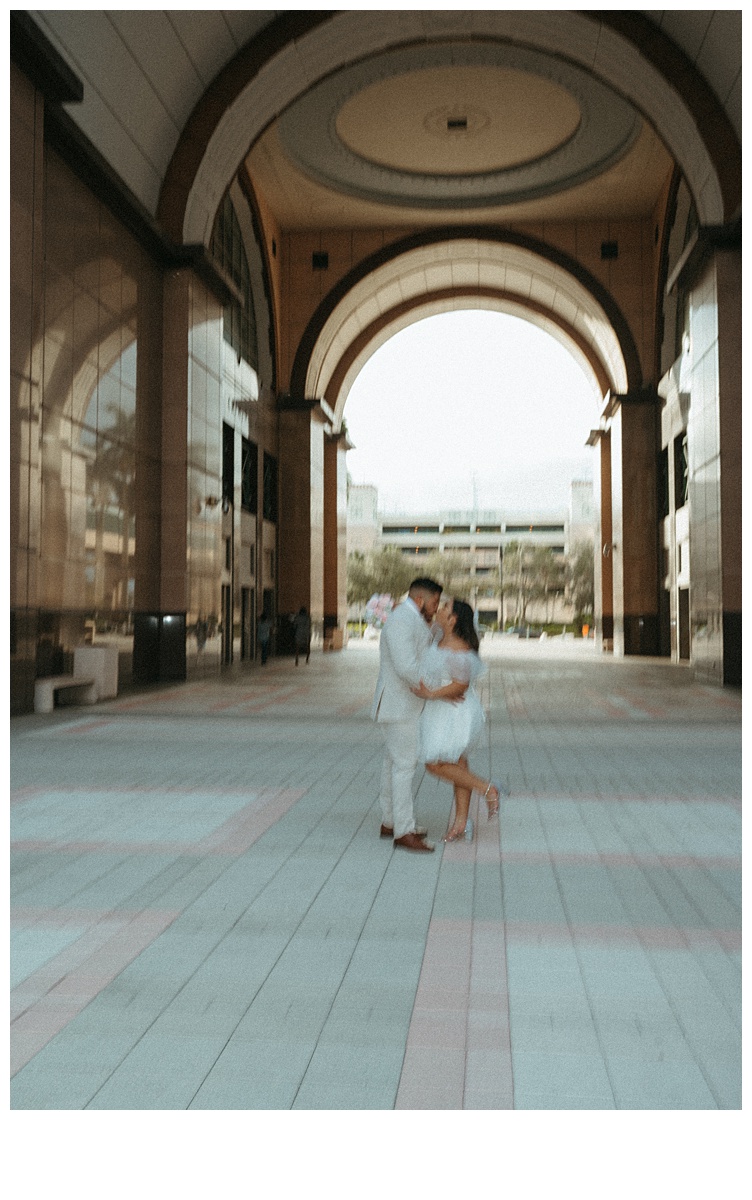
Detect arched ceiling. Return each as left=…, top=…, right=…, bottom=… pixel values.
left=25, top=9, right=740, bottom=422
left=30, top=9, right=741, bottom=238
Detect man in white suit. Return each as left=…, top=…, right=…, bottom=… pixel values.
left=370, top=578, right=443, bottom=852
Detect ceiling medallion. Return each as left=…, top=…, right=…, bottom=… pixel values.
left=423, top=107, right=491, bottom=139
left=279, top=41, right=640, bottom=210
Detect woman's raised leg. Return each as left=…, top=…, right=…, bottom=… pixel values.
left=426, top=757, right=502, bottom=815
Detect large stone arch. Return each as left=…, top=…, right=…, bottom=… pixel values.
left=281, top=228, right=643, bottom=652
left=289, top=230, right=640, bottom=418
left=158, top=10, right=739, bottom=246
left=321, top=292, right=609, bottom=429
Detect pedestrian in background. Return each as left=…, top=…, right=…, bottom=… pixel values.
left=257, top=611, right=272, bottom=665
left=293, top=607, right=311, bottom=665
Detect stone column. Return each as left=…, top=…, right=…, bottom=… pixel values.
left=323, top=430, right=352, bottom=649
left=716, top=248, right=741, bottom=685
left=683, top=244, right=741, bottom=686
left=159, top=270, right=190, bottom=614
left=133, top=271, right=165, bottom=617
left=277, top=398, right=329, bottom=632
left=609, top=392, right=661, bottom=656
left=10, top=64, right=45, bottom=710
left=590, top=430, right=613, bottom=651
left=132, top=268, right=190, bottom=683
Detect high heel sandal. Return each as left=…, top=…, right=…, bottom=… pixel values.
left=442, top=826, right=468, bottom=843
left=484, top=778, right=510, bottom=819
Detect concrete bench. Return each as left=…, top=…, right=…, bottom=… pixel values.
left=34, top=674, right=98, bottom=714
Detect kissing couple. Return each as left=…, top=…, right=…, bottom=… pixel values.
left=370, top=577, right=509, bottom=851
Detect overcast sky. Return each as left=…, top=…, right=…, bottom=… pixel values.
left=344, top=309, right=602, bottom=516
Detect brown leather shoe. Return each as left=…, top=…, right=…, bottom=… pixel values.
left=381, top=824, right=427, bottom=839
left=393, top=832, right=435, bottom=852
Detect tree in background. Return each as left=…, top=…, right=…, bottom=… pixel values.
left=500, top=541, right=538, bottom=625
left=529, top=545, right=566, bottom=624
left=348, top=541, right=588, bottom=629
left=566, top=541, right=595, bottom=623
left=420, top=550, right=473, bottom=600
left=347, top=546, right=415, bottom=608
left=346, top=551, right=374, bottom=609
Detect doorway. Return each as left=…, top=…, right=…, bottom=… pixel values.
left=678, top=588, right=690, bottom=660
left=221, top=584, right=233, bottom=665
left=241, top=587, right=255, bottom=660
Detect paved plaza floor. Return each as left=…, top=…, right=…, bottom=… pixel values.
left=10, top=634, right=741, bottom=1119
left=10, top=636, right=741, bottom=1123
left=8, top=633, right=743, bottom=1195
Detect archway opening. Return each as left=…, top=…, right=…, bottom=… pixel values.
left=345, top=309, right=600, bottom=514
left=342, top=309, right=601, bottom=634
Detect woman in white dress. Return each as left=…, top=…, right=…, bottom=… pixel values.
left=412, top=598, right=508, bottom=842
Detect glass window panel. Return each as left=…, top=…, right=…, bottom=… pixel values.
left=97, top=370, right=121, bottom=432
left=241, top=437, right=258, bottom=513
left=120, top=385, right=136, bottom=419
left=211, top=194, right=258, bottom=371
left=120, top=341, right=137, bottom=390
left=263, top=452, right=277, bottom=523
left=222, top=422, right=235, bottom=503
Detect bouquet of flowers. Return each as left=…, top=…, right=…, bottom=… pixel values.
left=365, top=593, right=394, bottom=630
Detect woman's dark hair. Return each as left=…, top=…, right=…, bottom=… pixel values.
left=452, top=599, right=479, bottom=652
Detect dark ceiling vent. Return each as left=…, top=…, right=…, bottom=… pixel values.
left=447, top=117, right=468, bottom=130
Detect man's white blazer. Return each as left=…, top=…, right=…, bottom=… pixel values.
left=370, top=599, right=432, bottom=723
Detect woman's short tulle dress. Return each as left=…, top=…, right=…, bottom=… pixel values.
left=419, top=643, right=487, bottom=763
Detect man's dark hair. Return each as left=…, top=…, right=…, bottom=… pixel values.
left=409, top=577, right=442, bottom=595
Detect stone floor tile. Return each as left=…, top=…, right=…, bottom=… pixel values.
left=605, top=1055, right=718, bottom=1109
left=10, top=641, right=740, bottom=1111
left=87, top=1035, right=229, bottom=1109
left=511, top=1050, right=613, bottom=1099
left=510, top=1013, right=601, bottom=1055
left=189, top=1038, right=316, bottom=1110
left=515, top=1092, right=616, bottom=1110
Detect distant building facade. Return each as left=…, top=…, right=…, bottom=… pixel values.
left=569, top=480, right=596, bottom=547
left=347, top=482, right=595, bottom=627
left=346, top=483, right=379, bottom=557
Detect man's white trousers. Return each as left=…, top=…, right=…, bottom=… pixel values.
left=378, top=720, right=420, bottom=839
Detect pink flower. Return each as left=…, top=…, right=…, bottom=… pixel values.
left=365, top=593, right=394, bottom=629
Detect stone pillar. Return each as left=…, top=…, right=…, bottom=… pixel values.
left=10, top=64, right=45, bottom=711
left=323, top=430, right=352, bottom=649
left=609, top=393, right=661, bottom=656
left=682, top=245, right=741, bottom=686
left=716, top=248, right=741, bottom=685
left=132, top=268, right=190, bottom=683
left=277, top=398, right=329, bottom=632
left=159, top=270, right=190, bottom=613
left=590, top=430, right=613, bottom=651
left=133, top=268, right=165, bottom=617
